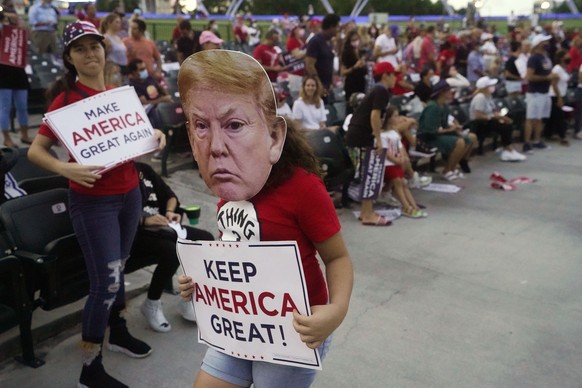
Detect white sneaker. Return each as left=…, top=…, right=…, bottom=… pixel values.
left=408, top=172, right=433, bottom=188
left=179, top=299, right=197, bottom=323
left=453, top=169, right=465, bottom=179
left=510, top=149, right=527, bottom=161
left=442, top=170, right=458, bottom=181
left=141, top=298, right=171, bottom=333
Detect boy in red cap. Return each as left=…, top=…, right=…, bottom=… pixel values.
left=345, top=62, right=399, bottom=226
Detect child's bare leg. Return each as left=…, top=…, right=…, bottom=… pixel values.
left=392, top=178, right=412, bottom=209
left=403, top=186, right=418, bottom=209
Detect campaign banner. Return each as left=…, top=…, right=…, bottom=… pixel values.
left=43, top=86, right=158, bottom=173
left=359, top=147, right=387, bottom=200
left=281, top=51, right=305, bottom=72
left=0, top=25, right=27, bottom=68
left=177, top=239, right=322, bottom=370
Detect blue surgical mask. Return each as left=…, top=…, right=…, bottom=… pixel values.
left=138, top=69, right=148, bottom=80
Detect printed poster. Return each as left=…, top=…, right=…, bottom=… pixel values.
left=177, top=239, right=322, bottom=370
left=43, top=86, right=158, bottom=173
left=0, top=25, right=27, bottom=68
left=359, top=147, right=387, bottom=200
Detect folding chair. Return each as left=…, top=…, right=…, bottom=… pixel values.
left=157, top=101, right=188, bottom=176
left=304, top=129, right=354, bottom=206
left=0, top=255, right=42, bottom=367
left=0, top=188, right=88, bottom=312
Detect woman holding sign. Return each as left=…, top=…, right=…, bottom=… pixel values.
left=28, top=21, right=165, bottom=388
left=177, top=50, right=353, bottom=388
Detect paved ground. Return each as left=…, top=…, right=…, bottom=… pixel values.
left=1, top=137, right=581, bottom=388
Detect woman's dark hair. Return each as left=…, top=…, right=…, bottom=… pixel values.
left=264, top=119, right=322, bottom=189
left=510, top=40, right=521, bottom=53
left=382, top=105, right=399, bottom=129
left=420, top=65, right=434, bottom=79
left=554, top=48, right=567, bottom=64
left=45, top=39, right=106, bottom=107
left=341, top=30, right=359, bottom=65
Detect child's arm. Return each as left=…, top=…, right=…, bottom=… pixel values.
left=292, top=232, right=353, bottom=349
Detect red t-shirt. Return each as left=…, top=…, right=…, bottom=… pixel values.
left=216, top=168, right=340, bottom=307
left=286, top=37, right=305, bottom=76
left=38, top=82, right=138, bottom=195
left=253, top=43, right=280, bottom=82
left=390, top=74, right=411, bottom=96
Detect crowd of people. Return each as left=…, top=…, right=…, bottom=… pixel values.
left=224, top=12, right=582, bottom=224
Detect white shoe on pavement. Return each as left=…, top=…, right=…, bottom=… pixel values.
left=141, top=298, right=171, bottom=333
left=408, top=172, right=432, bottom=188
left=179, top=299, right=197, bottom=323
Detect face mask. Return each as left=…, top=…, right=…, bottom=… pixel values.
left=487, top=86, right=496, bottom=94
left=212, top=24, right=218, bottom=31
left=138, top=69, right=148, bottom=80
left=351, top=40, right=360, bottom=48
left=298, top=28, right=305, bottom=38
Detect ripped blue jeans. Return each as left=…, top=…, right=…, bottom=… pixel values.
left=69, top=187, right=141, bottom=343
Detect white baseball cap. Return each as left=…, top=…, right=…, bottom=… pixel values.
left=531, top=34, right=551, bottom=48
left=476, top=76, right=498, bottom=90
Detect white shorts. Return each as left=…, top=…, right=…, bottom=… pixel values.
left=526, top=92, right=551, bottom=120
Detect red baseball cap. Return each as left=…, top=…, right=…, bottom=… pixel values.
left=373, top=61, right=399, bottom=78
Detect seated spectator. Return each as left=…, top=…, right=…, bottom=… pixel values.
left=381, top=106, right=427, bottom=218
left=389, top=64, right=415, bottom=96
left=127, top=162, right=214, bottom=331
left=414, top=65, right=435, bottom=105
left=104, top=61, right=123, bottom=87
left=469, top=76, right=526, bottom=162
left=127, top=59, right=172, bottom=128
left=546, top=49, right=570, bottom=145
left=418, top=80, right=476, bottom=181
left=274, top=84, right=292, bottom=118
left=292, top=75, right=328, bottom=130
left=199, top=30, right=223, bottom=51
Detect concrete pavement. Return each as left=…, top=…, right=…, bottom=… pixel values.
left=1, top=139, right=581, bottom=387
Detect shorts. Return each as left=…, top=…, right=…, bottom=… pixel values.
left=425, top=133, right=472, bottom=157
left=384, top=165, right=405, bottom=182
left=526, top=92, right=551, bottom=120
left=200, top=336, right=332, bottom=388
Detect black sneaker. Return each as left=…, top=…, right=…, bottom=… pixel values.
left=108, top=327, right=152, bottom=358
left=459, top=159, right=471, bottom=173
left=532, top=142, right=550, bottom=150
left=79, top=356, right=128, bottom=388
left=522, top=143, right=533, bottom=154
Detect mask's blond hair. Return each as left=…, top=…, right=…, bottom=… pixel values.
left=178, top=50, right=276, bottom=127
left=178, top=50, right=321, bottom=188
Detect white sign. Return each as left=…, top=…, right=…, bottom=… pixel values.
left=177, top=239, right=322, bottom=370
left=43, top=86, right=158, bottom=173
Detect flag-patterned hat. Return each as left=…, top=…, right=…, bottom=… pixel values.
left=63, top=20, right=104, bottom=48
